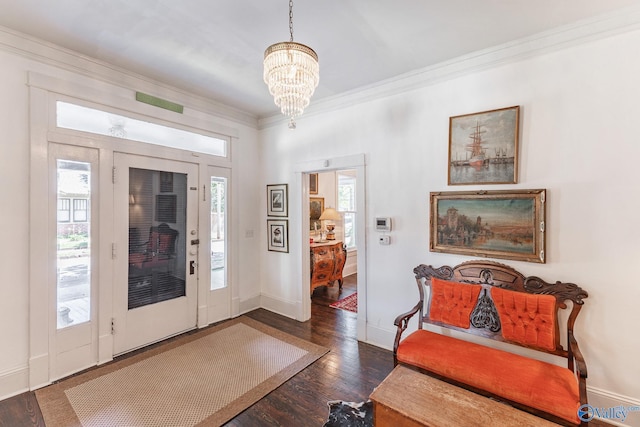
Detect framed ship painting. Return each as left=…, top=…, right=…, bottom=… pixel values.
left=430, top=189, right=546, bottom=263
left=448, top=106, right=520, bottom=185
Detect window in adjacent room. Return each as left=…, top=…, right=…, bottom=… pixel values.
left=337, top=170, right=357, bottom=249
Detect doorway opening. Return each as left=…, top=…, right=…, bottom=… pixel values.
left=309, top=169, right=358, bottom=307
left=302, top=157, right=366, bottom=342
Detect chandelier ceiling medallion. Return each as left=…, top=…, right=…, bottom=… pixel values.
left=263, top=0, right=319, bottom=129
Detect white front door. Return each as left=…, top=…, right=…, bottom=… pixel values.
left=113, top=153, right=199, bottom=355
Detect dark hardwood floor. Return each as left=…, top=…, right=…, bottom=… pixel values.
left=0, top=275, right=391, bottom=427
left=0, top=274, right=611, bottom=426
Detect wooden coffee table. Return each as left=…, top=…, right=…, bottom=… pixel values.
left=370, top=366, right=560, bottom=426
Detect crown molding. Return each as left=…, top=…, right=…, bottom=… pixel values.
left=0, top=26, right=259, bottom=129
left=258, top=4, right=640, bottom=130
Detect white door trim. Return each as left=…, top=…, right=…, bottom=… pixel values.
left=28, top=75, right=239, bottom=389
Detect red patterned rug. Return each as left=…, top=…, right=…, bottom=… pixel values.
left=330, top=293, right=357, bottom=313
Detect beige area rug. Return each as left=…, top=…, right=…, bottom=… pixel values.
left=36, top=316, right=328, bottom=427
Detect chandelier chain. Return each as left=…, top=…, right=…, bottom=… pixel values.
left=289, top=0, right=294, bottom=42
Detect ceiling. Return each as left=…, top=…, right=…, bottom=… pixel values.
left=0, top=0, right=637, bottom=120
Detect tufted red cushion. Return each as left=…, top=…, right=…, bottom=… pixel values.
left=397, top=330, right=580, bottom=424
left=428, top=277, right=482, bottom=329
left=491, top=287, right=557, bottom=351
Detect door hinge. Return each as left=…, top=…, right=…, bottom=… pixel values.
left=112, top=243, right=116, bottom=259
left=111, top=318, right=116, bottom=334
left=112, top=166, right=116, bottom=184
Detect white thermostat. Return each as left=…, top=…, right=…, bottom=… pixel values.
left=375, top=217, right=392, bottom=232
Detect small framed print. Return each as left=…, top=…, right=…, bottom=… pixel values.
left=267, top=219, right=289, bottom=253
left=309, top=173, right=318, bottom=195
left=267, top=184, right=288, bottom=217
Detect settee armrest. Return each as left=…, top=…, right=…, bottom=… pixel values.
left=569, top=332, right=588, bottom=379
left=393, top=301, right=422, bottom=364
left=569, top=331, right=588, bottom=409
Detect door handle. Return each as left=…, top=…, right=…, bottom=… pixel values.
left=190, top=260, right=196, bottom=275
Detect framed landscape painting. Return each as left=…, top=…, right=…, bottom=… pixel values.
left=430, top=189, right=546, bottom=263
left=448, top=106, right=520, bottom=185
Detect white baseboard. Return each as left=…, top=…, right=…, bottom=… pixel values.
left=0, top=365, right=28, bottom=401
left=343, top=266, right=357, bottom=277
left=235, top=294, right=261, bottom=317
left=364, top=323, right=395, bottom=351
left=259, top=293, right=298, bottom=320
left=586, top=387, right=640, bottom=426
left=28, top=353, right=49, bottom=391
left=98, top=333, right=114, bottom=366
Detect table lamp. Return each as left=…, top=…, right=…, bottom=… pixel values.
left=319, top=208, right=342, bottom=240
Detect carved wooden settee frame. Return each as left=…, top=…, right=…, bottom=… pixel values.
left=393, top=260, right=589, bottom=426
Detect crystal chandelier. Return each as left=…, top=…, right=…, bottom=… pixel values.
left=263, top=0, right=319, bottom=129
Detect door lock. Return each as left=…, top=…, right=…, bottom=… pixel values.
left=190, top=260, right=196, bottom=275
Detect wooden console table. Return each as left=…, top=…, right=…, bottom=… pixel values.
left=310, top=241, right=346, bottom=293
left=370, top=366, right=559, bottom=427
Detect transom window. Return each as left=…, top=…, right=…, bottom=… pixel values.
left=56, top=101, right=228, bottom=157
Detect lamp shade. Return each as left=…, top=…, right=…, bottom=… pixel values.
left=319, top=208, right=341, bottom=221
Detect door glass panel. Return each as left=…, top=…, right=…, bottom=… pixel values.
left=210, top=176, right=227, bottom=290
left=56, top=160, right=91, bottom=329
left=128, top=168, right=187, bottom=309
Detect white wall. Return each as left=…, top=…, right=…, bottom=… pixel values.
left=0, top=34, right=261, bottom=398
left=259, top=26, right=640, bottom=415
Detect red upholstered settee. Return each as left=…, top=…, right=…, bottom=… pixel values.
left=393, top=260, right=589, bottom=426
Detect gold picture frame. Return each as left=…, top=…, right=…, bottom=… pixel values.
left=309, top=197, right=324, bottom=232
left=309, top=173, right=318, bottom=195
left=430, top=189, right=546, bottom=263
